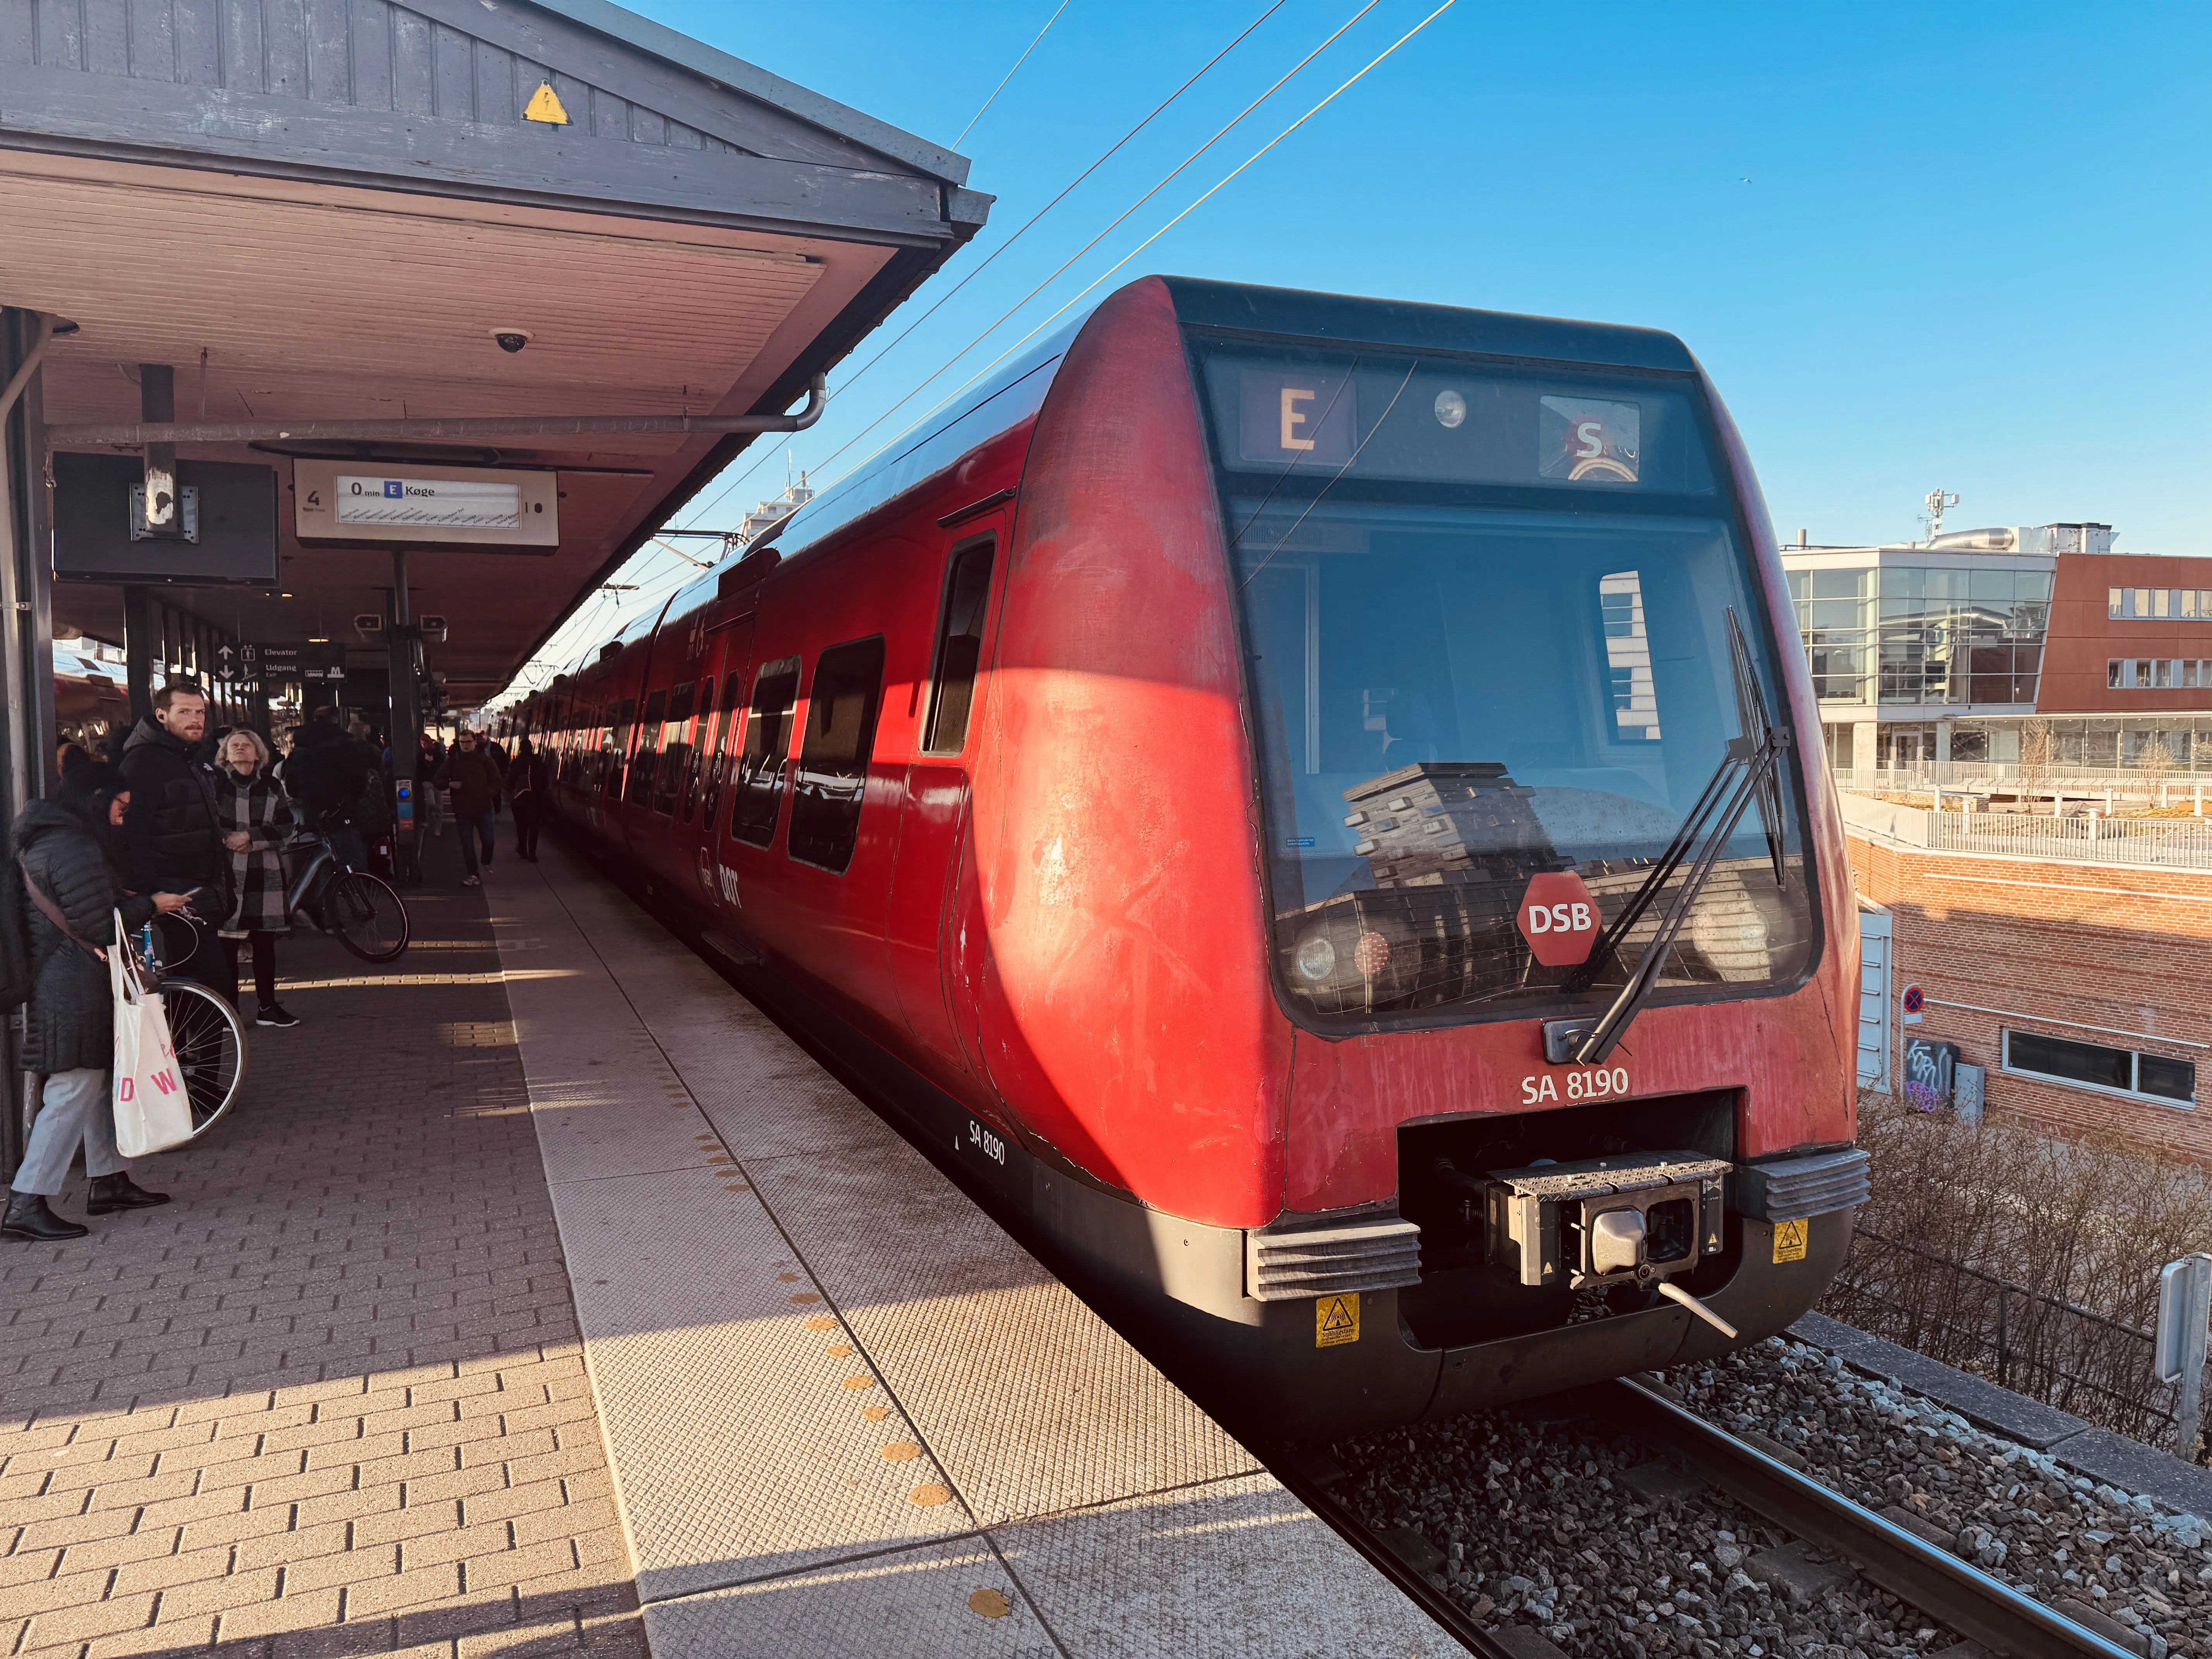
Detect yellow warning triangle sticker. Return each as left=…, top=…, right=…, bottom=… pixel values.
left=524, top=82, right=570, bottom=125
left=1315, top=1291, right=1361, bottom=1347
left=1320, top=1298, right=1355, bottom=1333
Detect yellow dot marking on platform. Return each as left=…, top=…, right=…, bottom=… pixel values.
left=805, top=1316, right=838, bottom=1331
left=724, top=1183, right=751, bottom=1193
left=970, top=1589, right=1011, bottom=1618
left=777, top=1273, right=800, bottom=1283
left=881, top=1441, right=920, bottom=1462
left=1316, top=1291, right=1361, bottom=1348
left=789, top=1293, right=821, bottom=1305
left=827, top=1344, right=852, bottom=1358
left=1773, top=1218, right=1810, bottom=1263
left=908, top=1484, right=951, bottom=1507
left=862, top=1406, right=891, bottom=1422
left=842, top=1375, right=876, bottom=1391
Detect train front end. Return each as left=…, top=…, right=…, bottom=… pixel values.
left=1181, top=279, right=1861, bottom=1431
left=980, top=276, right=1863, bottom=1439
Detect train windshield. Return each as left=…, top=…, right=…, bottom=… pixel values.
left=1190, top=340, right=1817, bottom=1030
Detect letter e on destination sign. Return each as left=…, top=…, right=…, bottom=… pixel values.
left=1516, top=871, right=1601, bottom=967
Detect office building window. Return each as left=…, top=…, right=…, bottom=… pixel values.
left=2004, top=1029, right=2195, bottom=1106
left=2110, top=587, right=2212, bottom=620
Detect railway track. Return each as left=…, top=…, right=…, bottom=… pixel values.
left=1269, top=1376, right=2144, bottom=1659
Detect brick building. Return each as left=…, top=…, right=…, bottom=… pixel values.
left=1847, top=827, right=2212, bottom=1163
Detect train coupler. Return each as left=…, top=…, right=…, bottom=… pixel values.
left=1484, top=1151, right=1731, bottom=1290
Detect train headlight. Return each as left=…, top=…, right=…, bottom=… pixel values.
left=1686, top=870, right=1805, bottom=982
left=1294, top=933, right=1338, bottom=983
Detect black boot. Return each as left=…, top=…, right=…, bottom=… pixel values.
left=2, top=1192, right=89, bottom=1240
left=86, top=1173, right=170, bottom=1214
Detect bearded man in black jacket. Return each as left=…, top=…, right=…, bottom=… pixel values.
left=118, top=682, right=237, bottom=1002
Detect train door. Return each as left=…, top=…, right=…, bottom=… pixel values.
left=887, top=524, right=1000, bottom=1076
left=688, top=619, right=754, bottom=910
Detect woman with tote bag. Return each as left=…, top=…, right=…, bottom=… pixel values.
left=213, top=728, right=299, bottom=1028
left=4, top=763, right=195, bottom=1242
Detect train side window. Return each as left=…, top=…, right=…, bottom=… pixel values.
left=628, top=690, right=667, bottom=807
left=922, top=537, right=994, bottom=755
left=788, top=637, right=887, bottom=874
left=701, top=675, right=747, bottom=830
left=653, top=681, right=696, bottom=815
left=680, top=677, right=713, bottom=822
left=730, top=656, right=802, bottom=846
left=602, top=699, right=634, bottom=797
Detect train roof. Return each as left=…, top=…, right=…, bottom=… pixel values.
left=646, top=276, right=1702, bottom=643
left=1160, top=276, right=1699, bottom=374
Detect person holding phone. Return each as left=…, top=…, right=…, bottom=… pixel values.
left=213, top=728, right=298, bottom=1028
left=6, top=763, right=194, bottom=1240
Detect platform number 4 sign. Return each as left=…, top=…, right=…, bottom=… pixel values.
left=1772, top=1219, right=1809, bottom=1264
left=1315, top=1292, right=1361, bottom=1348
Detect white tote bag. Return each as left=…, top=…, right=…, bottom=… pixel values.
left=110, top=913, right=194, bottom=1157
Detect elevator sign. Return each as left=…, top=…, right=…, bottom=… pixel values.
left=1518, top=872, right=1602, bottom=966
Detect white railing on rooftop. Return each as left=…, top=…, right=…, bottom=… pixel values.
left=1838, top=793, right=2212, bottom=869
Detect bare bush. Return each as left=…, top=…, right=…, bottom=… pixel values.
left=2134, top=731, right=2178, bottom=803
left=1822, top=1091, right=2212, bottom=1457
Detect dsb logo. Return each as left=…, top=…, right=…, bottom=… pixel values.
left=1517, top=872, right=1602, bottom=966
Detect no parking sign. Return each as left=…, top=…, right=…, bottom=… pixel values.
left=1902, top=984, right=1924, bottom=1025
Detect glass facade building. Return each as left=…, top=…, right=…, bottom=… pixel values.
left=1785, top=562, right=2052, bottom=709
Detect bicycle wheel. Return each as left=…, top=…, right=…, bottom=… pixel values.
left=326, top=870, right=411, bottom=961
left=163, top=981, right=247, bottom=1138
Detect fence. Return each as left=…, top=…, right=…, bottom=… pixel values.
left=1925, top=810, right=2212, bottom=868
left=1832, top=766, right=2212, bottom=803
left=1822, top=1227, right=2206, bottom=1458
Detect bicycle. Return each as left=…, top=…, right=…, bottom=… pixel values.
left=286, top=827, right=410, bottom=962
left=137, top=911, right=248, bottom=1140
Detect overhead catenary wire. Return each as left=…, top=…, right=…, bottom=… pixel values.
left=667, top=0, right=1292, bottom=538
left=776, top=0, right=1391, bottom=493
left=811, top=0, right=1461, bottom=498
left=954, top=0, right=1074, bottom=149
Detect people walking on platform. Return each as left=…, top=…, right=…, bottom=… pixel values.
left=5, top=763, right=193, bottom=1241
left=433, top=729, right=503, bottom=886
left=417, top=732, right=448, bottom=838
left=284, top=708, right=373, bottom=869
left=507, top=737, right=549, bottom=863
left=118, top=682, right=236, bottom=1004
left=213, top=728, right=298, bottom=1029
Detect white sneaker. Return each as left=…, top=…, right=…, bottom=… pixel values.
left=462, top=874, right=481, bottom=887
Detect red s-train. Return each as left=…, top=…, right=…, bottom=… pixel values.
left=516, top=276, right=1869, bottom=1438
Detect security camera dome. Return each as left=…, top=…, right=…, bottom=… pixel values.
left=491, top=329, right=533, bottom=354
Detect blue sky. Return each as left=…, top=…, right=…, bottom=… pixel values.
left=517, top=0, right=2209, bottom=687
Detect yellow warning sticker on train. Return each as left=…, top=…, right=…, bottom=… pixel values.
left=1316, top=1292, right=1360, bottom=1348
left=524, top=82, right=570, bottom=125
left=1773, top=1219, right=1809, bottom=1264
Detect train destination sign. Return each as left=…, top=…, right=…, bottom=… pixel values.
left=292, top=460, right=559, bottom=551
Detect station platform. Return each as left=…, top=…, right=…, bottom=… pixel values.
left=0, top=827, right=1447, bottom=1657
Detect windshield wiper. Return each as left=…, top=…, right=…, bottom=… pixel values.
left=1548, top=608, right=1790, bottom=1066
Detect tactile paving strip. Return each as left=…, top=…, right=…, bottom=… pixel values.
left=546, top=1163, right=969, bottom=1601
left=748, top=1135, right=1260, bottom=1530
left=497, top=843, right=1447, bottom=1657
left=644, top=1535, right=1058, bottom=1659
left=993, top=1474, right=1450, bottom=1657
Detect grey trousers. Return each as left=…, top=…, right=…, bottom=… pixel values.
left=12, top=1068, right=124, bottom=1196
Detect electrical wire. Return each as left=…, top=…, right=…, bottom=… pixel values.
left=955, top=0, right=1073, bottom=148
left=815, top=0, right=1460, bottom=496
left=777, top=0, right=1389, bottom=491
left=667, top=0, right=1290, bottom=538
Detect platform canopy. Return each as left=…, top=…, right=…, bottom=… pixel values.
left=0, top=0, right=988, bottom=710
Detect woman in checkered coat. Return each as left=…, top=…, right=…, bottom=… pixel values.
left=214, top=729, right=299, bottom=1029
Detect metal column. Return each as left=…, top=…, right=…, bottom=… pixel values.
left=388, top=550, right=422, bottom=884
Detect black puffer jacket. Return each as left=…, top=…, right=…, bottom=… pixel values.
left=283, top=721, right=372, bottom=828
left=14, top=798, right=156, bottom=1074
left=119, top=718, right=228, bottom=899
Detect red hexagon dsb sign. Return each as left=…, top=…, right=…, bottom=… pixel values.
left=1518, top=872, right=1602, bottom=966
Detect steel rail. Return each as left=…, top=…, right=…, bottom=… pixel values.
left=1611, top=1376, right=2138, bottom=1659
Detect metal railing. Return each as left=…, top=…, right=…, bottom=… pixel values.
left=1822, top=1227, right=2207, bottom=1459
left=1832, top=764, right=2212, bottom=802
left=1925, top=809, right=2212, bottom=868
